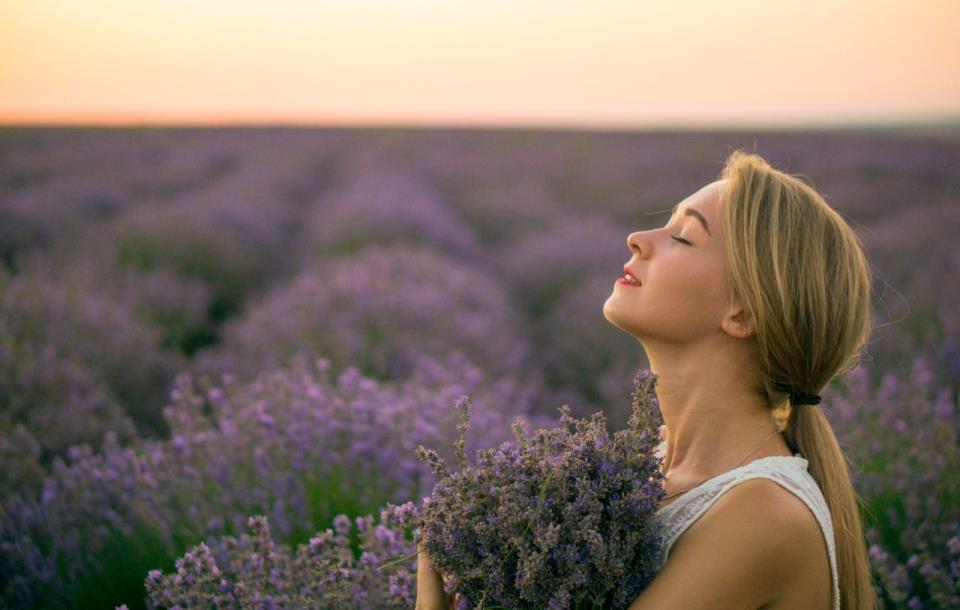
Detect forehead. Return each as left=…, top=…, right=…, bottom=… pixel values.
left=672, top=181, right=723, bottom=217
left=684, top=180, right=724, bottom=210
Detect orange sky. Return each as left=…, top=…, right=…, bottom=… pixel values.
left=2, top=0, right=958, bottom=127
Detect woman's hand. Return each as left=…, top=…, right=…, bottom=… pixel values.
left=415, top=541, right=458, bottom=610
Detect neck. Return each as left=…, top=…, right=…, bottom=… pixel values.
left=646, top=342, right=790, bottom=480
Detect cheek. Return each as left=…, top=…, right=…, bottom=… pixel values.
left=645, top=262, right=728, bottom=320
left=650, top=258, right=717, bottom=298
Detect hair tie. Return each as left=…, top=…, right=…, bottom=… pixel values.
left=772, top=381, right=821, bottom=406
left=789, top=391, right=821, bottom=406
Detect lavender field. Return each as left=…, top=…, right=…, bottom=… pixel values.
left=0, top=126, right=958, bottom=609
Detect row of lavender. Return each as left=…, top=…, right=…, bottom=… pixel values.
left=1, top=128, right=958, bottom=608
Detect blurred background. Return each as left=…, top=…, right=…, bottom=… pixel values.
left=1, top=1, right=958, bottom=609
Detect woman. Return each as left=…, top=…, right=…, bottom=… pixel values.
left=417, top=150, right=878, bottom=609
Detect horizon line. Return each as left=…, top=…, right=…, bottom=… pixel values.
left=2, top=113, right=959, bottom=134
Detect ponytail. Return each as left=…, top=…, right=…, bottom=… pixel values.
left=786, top=404, right=878, bottom=610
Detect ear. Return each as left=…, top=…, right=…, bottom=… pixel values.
left=721, top=302, right=755, bottom=339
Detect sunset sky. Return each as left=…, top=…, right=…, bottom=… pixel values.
left=2, top=0, right=958, bottom=128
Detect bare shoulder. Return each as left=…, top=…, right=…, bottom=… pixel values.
left=711, top=478, right=830, bottom=583
left=711, top=479, right=832, bottom=606
left=712, top=477, right=825, bottom=545
left=628, top=478, right=825, bottom=610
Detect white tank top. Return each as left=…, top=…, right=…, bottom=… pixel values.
left=653, top=441, right=840, bottom=610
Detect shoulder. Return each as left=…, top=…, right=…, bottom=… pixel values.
left=713, top=476, right=823, bottom=534
left=628, top=477, right=822, bottom=610
left=710, top=477, right=826, bottom=564
left=710, top=478, right=831, bottom=603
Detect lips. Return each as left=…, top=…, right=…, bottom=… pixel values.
left=622, top=265, right=642, bottom=286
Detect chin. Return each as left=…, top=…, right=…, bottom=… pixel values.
left=602, top=302, right=632, bottom=333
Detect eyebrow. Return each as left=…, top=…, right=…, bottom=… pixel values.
left=671, top=203, right=711, bottom=236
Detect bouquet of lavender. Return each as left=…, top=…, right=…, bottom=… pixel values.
left=382, top=369, right=667, bottom=610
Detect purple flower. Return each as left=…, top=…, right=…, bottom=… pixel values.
left=407, top=369, right=666, bottom=609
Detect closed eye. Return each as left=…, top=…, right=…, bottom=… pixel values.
left=671, top=235, right=692, bottom=245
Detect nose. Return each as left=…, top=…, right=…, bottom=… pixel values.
left=627, top=231, right=650, bottom=258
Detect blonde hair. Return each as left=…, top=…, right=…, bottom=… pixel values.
left=716, top=149, right=877, bottom=609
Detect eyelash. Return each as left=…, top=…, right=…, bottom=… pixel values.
left=671, top=235, right=691, bottom=245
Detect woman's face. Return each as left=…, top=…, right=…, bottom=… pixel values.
left=603, top=179, right=734, bottom=346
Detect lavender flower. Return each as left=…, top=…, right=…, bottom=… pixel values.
left=384, top=368, right=666, bottom=609
left=0, top=173, right=127, bottom=264
left=109, top=204, right=269, bottom=321
left=16, top=250, right=216, bottom=357
left=0, top=321, right=137, bottom=497
left=303, top=164, right=486, bottom=262
left=191, top=244, right=533, bottom=385
left=449, top=178, right=557, bottom=247
left=826, top=357, right=959, bottom=609
left=0, top=350, right=548, bottom=609
left=0, top=260, right=184, bottom=437
left=142, top=512, right=417, bottom=609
